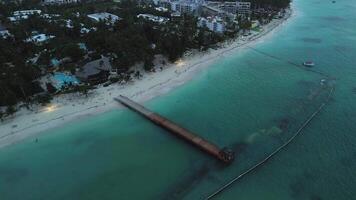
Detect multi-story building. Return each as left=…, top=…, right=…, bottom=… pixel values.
left=87, top=12, right=121, bottom=25
left=157, top=0, right=204, bottom=14
left=13, top=10, right=42, bottom=16
left=219, top=2, right=239, bottom=14
left=42, top=0, right=80, bottom=5
left=0, top=24, right=10, bottom=38
left=172, top=0, right=203, bottom=14
left=137, top=14, right=169, bottom=23
left=25, top=33, right=55, bottom=45
left=8, top=10, right=42, bottom=22
left=205, top=1, right=251, bottom=15
left=198, top=16, right=225, bottom=33
left=202, top=4, right=223, bottom=16
left=236, top=2, right=251, bottom=15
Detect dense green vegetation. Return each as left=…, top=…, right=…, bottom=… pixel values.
left=0, top=0, right=290, bottom=114
left=0, top=37, right=42, bottom=107
left=0, top=0, right=226, bottom=110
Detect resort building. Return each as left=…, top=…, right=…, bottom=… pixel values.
left=202, top=4, right=224, bottom=16
left=170, top=11, right=182, bottom=21
left=198, top=16, right=225, bottom=33
left=0, top=24, right=10, bottom=39
left=218, top=2, right=239, bottom=14
left=170, top=0, right=204, bottom=14
left=75, top=57, right=112, bottom=83
left=155, top=7, right=169, bottom=12
left=42, top=0, right=80, bottom=5
left=13, top=10, right=42, bottom=16
left=80, top=27, right=91, bottom=34
left=155, top=0, right=204, bottom=14
left=25, top=34, right=55, bottom=45
left=137, top=14, right=169, bottom=23
left=202, top=2, right=237, bottom=20
left=204, top=1, right=251, bottom=15
left=87, top=12, right=121, bottom=25
left=41, top=13, right=61, bottom=19
left=251, top=20, right=260, bottom=29
left=9, top=10, right=42, bottom=22
left=63, top=19, right=74, bottom=29
left=236, top=2, right=251, bottom=15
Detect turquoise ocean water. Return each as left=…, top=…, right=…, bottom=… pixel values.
left=1, top=0, right=356, bottom=199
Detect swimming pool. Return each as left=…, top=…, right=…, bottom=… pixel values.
left=53, top=72, right=80, bottom=89
left=51, top=58, right=60, bottom=67
left=78, top=43, right=87, bottom=51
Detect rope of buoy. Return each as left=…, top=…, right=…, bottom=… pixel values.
left=245, top=46, right=330, bottom=77
left=205, top=86, right=334, bottom=200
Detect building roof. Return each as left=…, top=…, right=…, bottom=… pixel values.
left=13, top=10, right=42, bottom=16
left=43, top=0, right=79, bottom=4
left=87, top=12, right=121, bottom=23
left=171, top=12, right=182, bottom=17
left=76, top=57, right=112, bottom=79
left=137, top=14, right=169, bottom=23
left=26, top=34, right=55, bottom=43
left=155, top=7, right=169, bottom=12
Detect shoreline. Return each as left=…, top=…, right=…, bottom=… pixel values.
left=0, top=8, right=294, bottom=148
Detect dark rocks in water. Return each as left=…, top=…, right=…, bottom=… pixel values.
left=333, top=45, right=351, bottom=53
left=290, top=170, right=322, bottom=199
left=310, top=194, right=323, bottom=200
left=289, top=172, right=316, bottom=199
left=303, top=169, right=317, bottom=181
left=352, top=87, right=356, bottom=94
left=296, top=25, right=311, bottom=31
left=161, top=164, right=210, bottom=200
left=301, top=38, right=322, bottom=44
left=321, top=16, right=345, bottom=22
left=298, top=80, right=315, bottom=87
left=289, top=180, right=304, bottom=198
left=339, top=157, right=353, bottom=167
left=279, top=118, right=290, bottom=131
left=205, top=173, right=221, bottom=183
left=231, top=142, right=248, bottom=154
left=0, top=167, right=29, bottom=183
left=339, top=152, right=356, bottom=167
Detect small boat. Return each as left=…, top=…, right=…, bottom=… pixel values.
left=303, top=61, right=315, bottom=67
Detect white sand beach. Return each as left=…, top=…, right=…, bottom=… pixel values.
left=0, top=9, right=294, bottom=148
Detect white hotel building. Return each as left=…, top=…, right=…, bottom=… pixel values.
left=198, top=16, right=225, bottom=33
left=158, top=0, right=205, bottom=14
left=42, top=0, right=80, bottom=5
left=236, top=2, right=251, bottom=15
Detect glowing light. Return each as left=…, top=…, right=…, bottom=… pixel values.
left=175, top=59, right=185, bottom=67
left=45, top=104, right=58, bottom=113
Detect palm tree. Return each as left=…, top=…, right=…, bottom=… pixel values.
left=0, top=110, right=4, bottom=121
left=6, top=106, right=16, bottom=116
left=11, top=74, right=27, bottom=100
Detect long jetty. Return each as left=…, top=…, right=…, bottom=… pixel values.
left=115, top=95, right=234, bottom=164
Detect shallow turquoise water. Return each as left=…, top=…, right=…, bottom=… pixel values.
left=1, top=0, right=356, bottom=199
